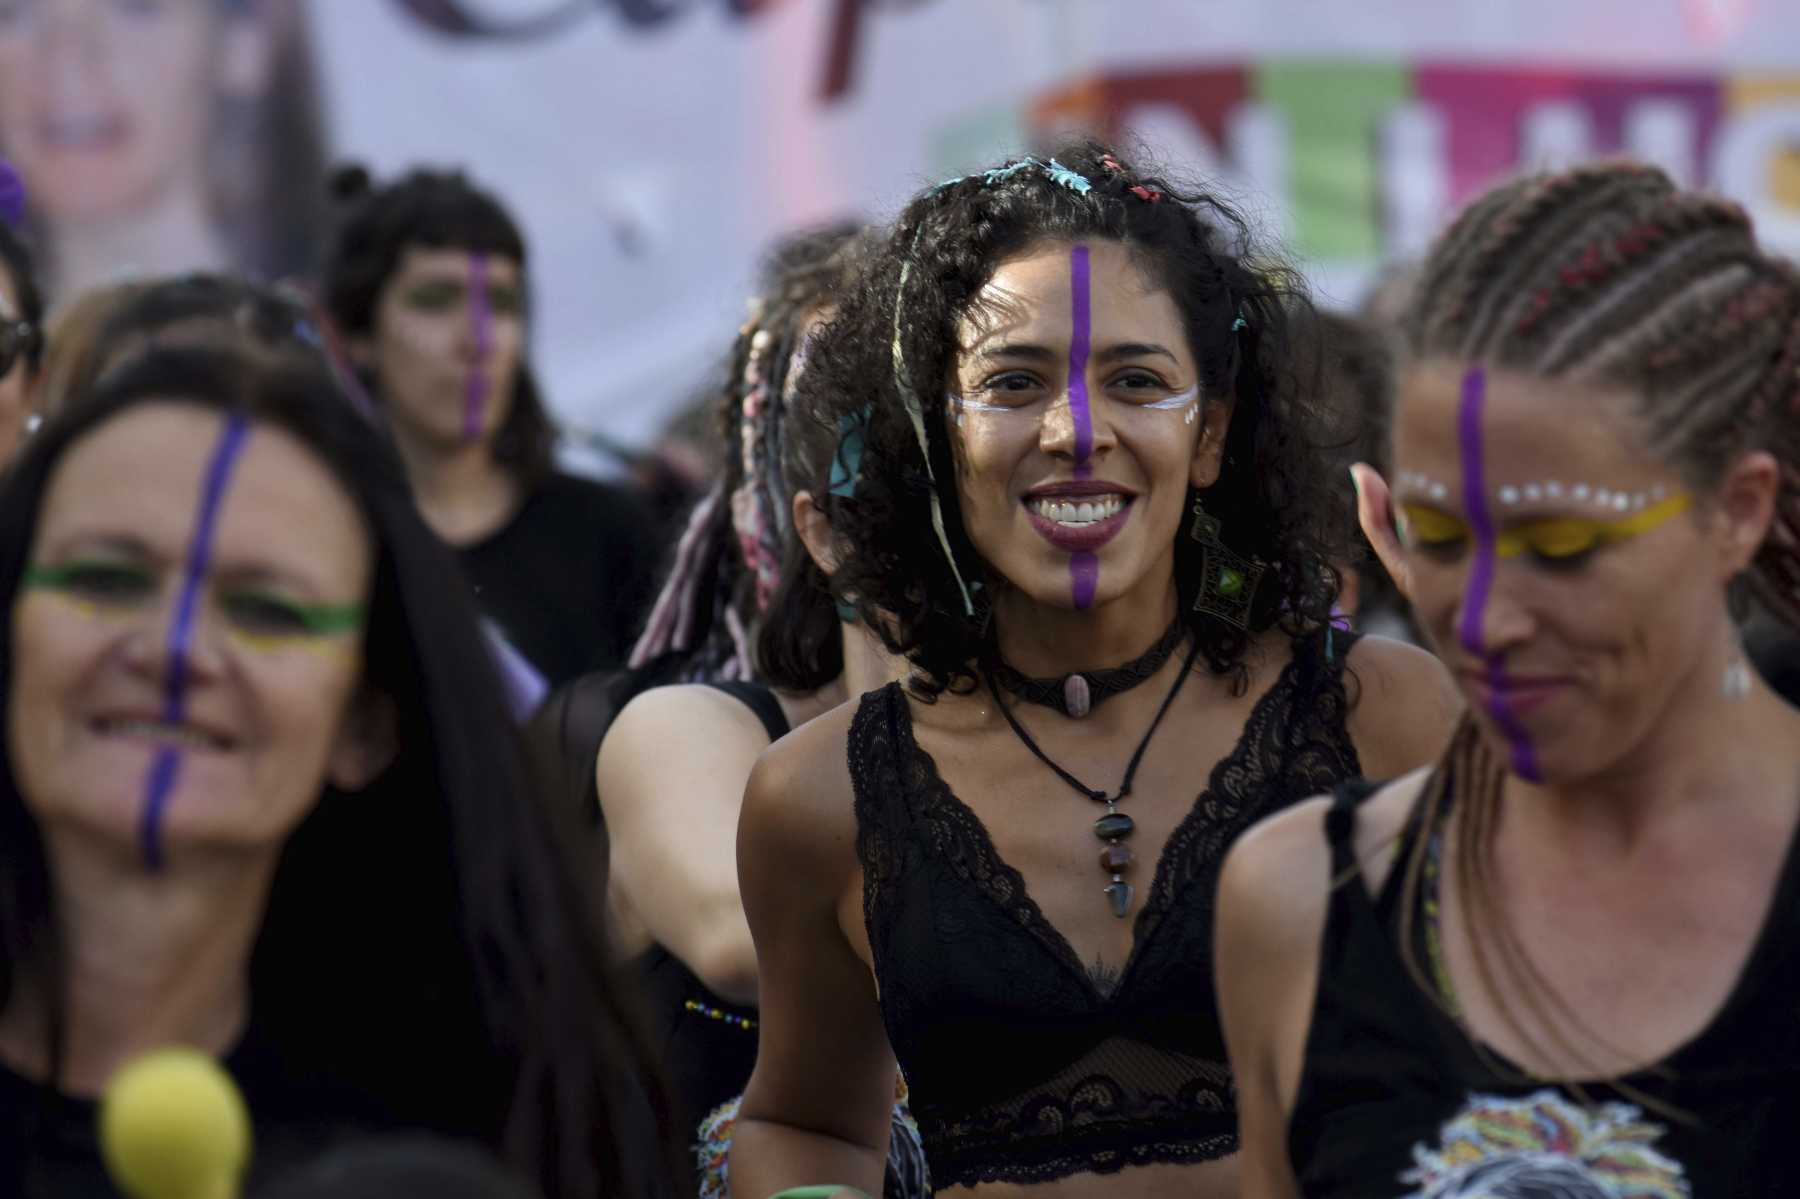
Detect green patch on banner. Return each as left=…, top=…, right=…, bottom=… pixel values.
left=930, top=102, right=1030, bottom=180
left=1255, top=61, right=1410, bottom=260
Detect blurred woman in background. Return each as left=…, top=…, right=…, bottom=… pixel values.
left=321, top=167, right=658, bottom=690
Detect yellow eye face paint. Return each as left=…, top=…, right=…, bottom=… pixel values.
left=23, top=564, right=364, bottom=656
left=1398, top=491, right=1692, bottom=562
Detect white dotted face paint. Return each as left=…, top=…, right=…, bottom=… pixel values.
left=1490, top=479, right=1665, bottom=513
left=1413, top=472, right=1667, bottom=516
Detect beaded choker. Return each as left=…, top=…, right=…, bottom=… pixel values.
left=989, top=616, right=1187, bottom=719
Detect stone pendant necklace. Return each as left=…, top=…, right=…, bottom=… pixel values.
left=990, top=616, right=1186, bottom=719
left=985, top=635, right=1203, bottom=919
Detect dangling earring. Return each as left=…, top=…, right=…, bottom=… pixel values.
left=1190, top=496, right=1264, bottom=630
left=1723, top=637, right=1753, bottom=701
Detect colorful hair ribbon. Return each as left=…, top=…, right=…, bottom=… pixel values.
left=829, top=405, right=870, bottom=499
left=893, top=247, right=977, bottom=616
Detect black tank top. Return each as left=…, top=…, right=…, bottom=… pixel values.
left=1289, top=779, right=1800, bottom=1198
left=850, top=629, right=1362, bottom=1188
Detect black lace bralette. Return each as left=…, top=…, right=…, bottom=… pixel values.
left=849, top=628, right=1362, bottom=1189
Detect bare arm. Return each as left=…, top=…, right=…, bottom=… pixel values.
left=598, top=685, right=774, bottom=1005
left=730, top=710, right=894, bottom=1199
left=1344, top=634, right=1463, bottom=781
left=1217, top=777, right=1422, bottom=1198
left=1214, top=799, right=1334, bottom=1199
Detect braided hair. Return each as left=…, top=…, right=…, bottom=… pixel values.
left=1400, top=160, right=1800, bottom=627
left=798, top=140, right=1349, bottom=697
left=627, top=224, right=867, bottom=688
left=1392, top=160, right=1800, bottom=1106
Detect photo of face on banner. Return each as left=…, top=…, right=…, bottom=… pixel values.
left=0, top=0, right=326, bottom=303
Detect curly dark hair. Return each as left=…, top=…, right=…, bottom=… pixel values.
left=800, top=141, right=1350, bottom=696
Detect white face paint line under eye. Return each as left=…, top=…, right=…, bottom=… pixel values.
left=1139, top=384, right=1201, bottom=424
left=947, top=392, right=1024, bottom=427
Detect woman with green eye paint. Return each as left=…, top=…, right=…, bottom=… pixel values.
left=0, top=343, right=685, bottom=1199
left=321, top=166, right=660, bottom=692
left=1217, top=162, right=1800, bottom=1197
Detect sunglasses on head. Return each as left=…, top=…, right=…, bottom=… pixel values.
left=0, top=319, right=38, bottom=377
left=1398, top=491, right=1692, bottom=567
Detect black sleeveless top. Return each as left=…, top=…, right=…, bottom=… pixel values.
left=850, top=629, right=1362, bottom=1188
left=636, top=680, right=788, bottom=1141
left=1289, top=780, right=1800, bottom=1198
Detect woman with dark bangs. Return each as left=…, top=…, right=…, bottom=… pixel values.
left=0, top=344, right=681, bottom=1199
left=727, top=144, right=1459, bottom=1198
left=320, top=167, right=659, bottom=690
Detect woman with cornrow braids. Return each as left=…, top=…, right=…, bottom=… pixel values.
left=728, top=143, right=1458, bottom=1199
left=1219, top=161, right=1800, bottom=1197
left=535, top=226, right=927, bottom=1197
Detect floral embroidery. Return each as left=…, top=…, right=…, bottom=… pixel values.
left=1401, top=1089, right=1689, bottom=1199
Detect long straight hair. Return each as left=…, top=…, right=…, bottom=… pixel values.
left=0, top=346, right=682, bottom=1199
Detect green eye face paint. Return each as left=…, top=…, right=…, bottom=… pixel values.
left=23, top=560, right=158, bottom=604
left=218, top=589, right=365, bottom=639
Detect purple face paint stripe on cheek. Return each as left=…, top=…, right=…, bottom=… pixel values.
left=141, top=413, right=252, bottom=871
left=1453, top=366, right=1543, bottom=783
left=463, top=251, right=491, bottom=443
left=1067, top=245, right=1093, bottom=470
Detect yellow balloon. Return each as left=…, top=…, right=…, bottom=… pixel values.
left=99, top=1047, right=252, bottom=1199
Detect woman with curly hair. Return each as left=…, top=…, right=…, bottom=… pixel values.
left=1217, top=162, right=1800, bottom=1196
left=727, top=143, right=1458, bottom=1198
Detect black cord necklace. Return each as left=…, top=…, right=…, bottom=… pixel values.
left=989, top=615, right=1187, bottom=719
left=985, top=634, right=1204, bottom=919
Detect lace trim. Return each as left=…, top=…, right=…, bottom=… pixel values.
left=848, top=629, right=1362, bottom=1186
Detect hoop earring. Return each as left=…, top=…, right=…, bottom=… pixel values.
left=1190, top=497, right=1264, bottom=630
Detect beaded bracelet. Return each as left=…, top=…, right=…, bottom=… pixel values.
left=684, top=998, right=757, bottom=1031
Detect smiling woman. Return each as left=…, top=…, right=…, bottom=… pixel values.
left=1216, top=161, right=1800, bottom=1198
left=0, top=344, right=682, bottom=1199
left=0, top=0, right=326, bottom=301
left=726, top=143, right=1461, bottom=1199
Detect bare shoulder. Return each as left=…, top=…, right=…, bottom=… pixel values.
left=598, top=684, right=774, bottom=805
left=740, top=697, right=862, bottom=881
left=1217, top=769, right=1431, bottom=1116
left=605, top=682, right=772, bottom=748
left=1222, top=767, right=1430, bottom=946
left=1343, top=634, right=1463, bottom=780
left=1231, top=766, right=1425, bottom=907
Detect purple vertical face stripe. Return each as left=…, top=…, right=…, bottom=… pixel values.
left=139, top=748, right=181, bottom=872
left=1455, top=368, right=1494, bottom=657
left=463, top=251, right=492, bottom=443
left=1065, top=245, right=1101, bottom=610
left=1067, top=245, right=1093, bottom=473
left=1454, top=367, right=1543, bottom=783
left=1071, top=551, right=1098, bottom=610
left=140, top=414, right=252, bottom=870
